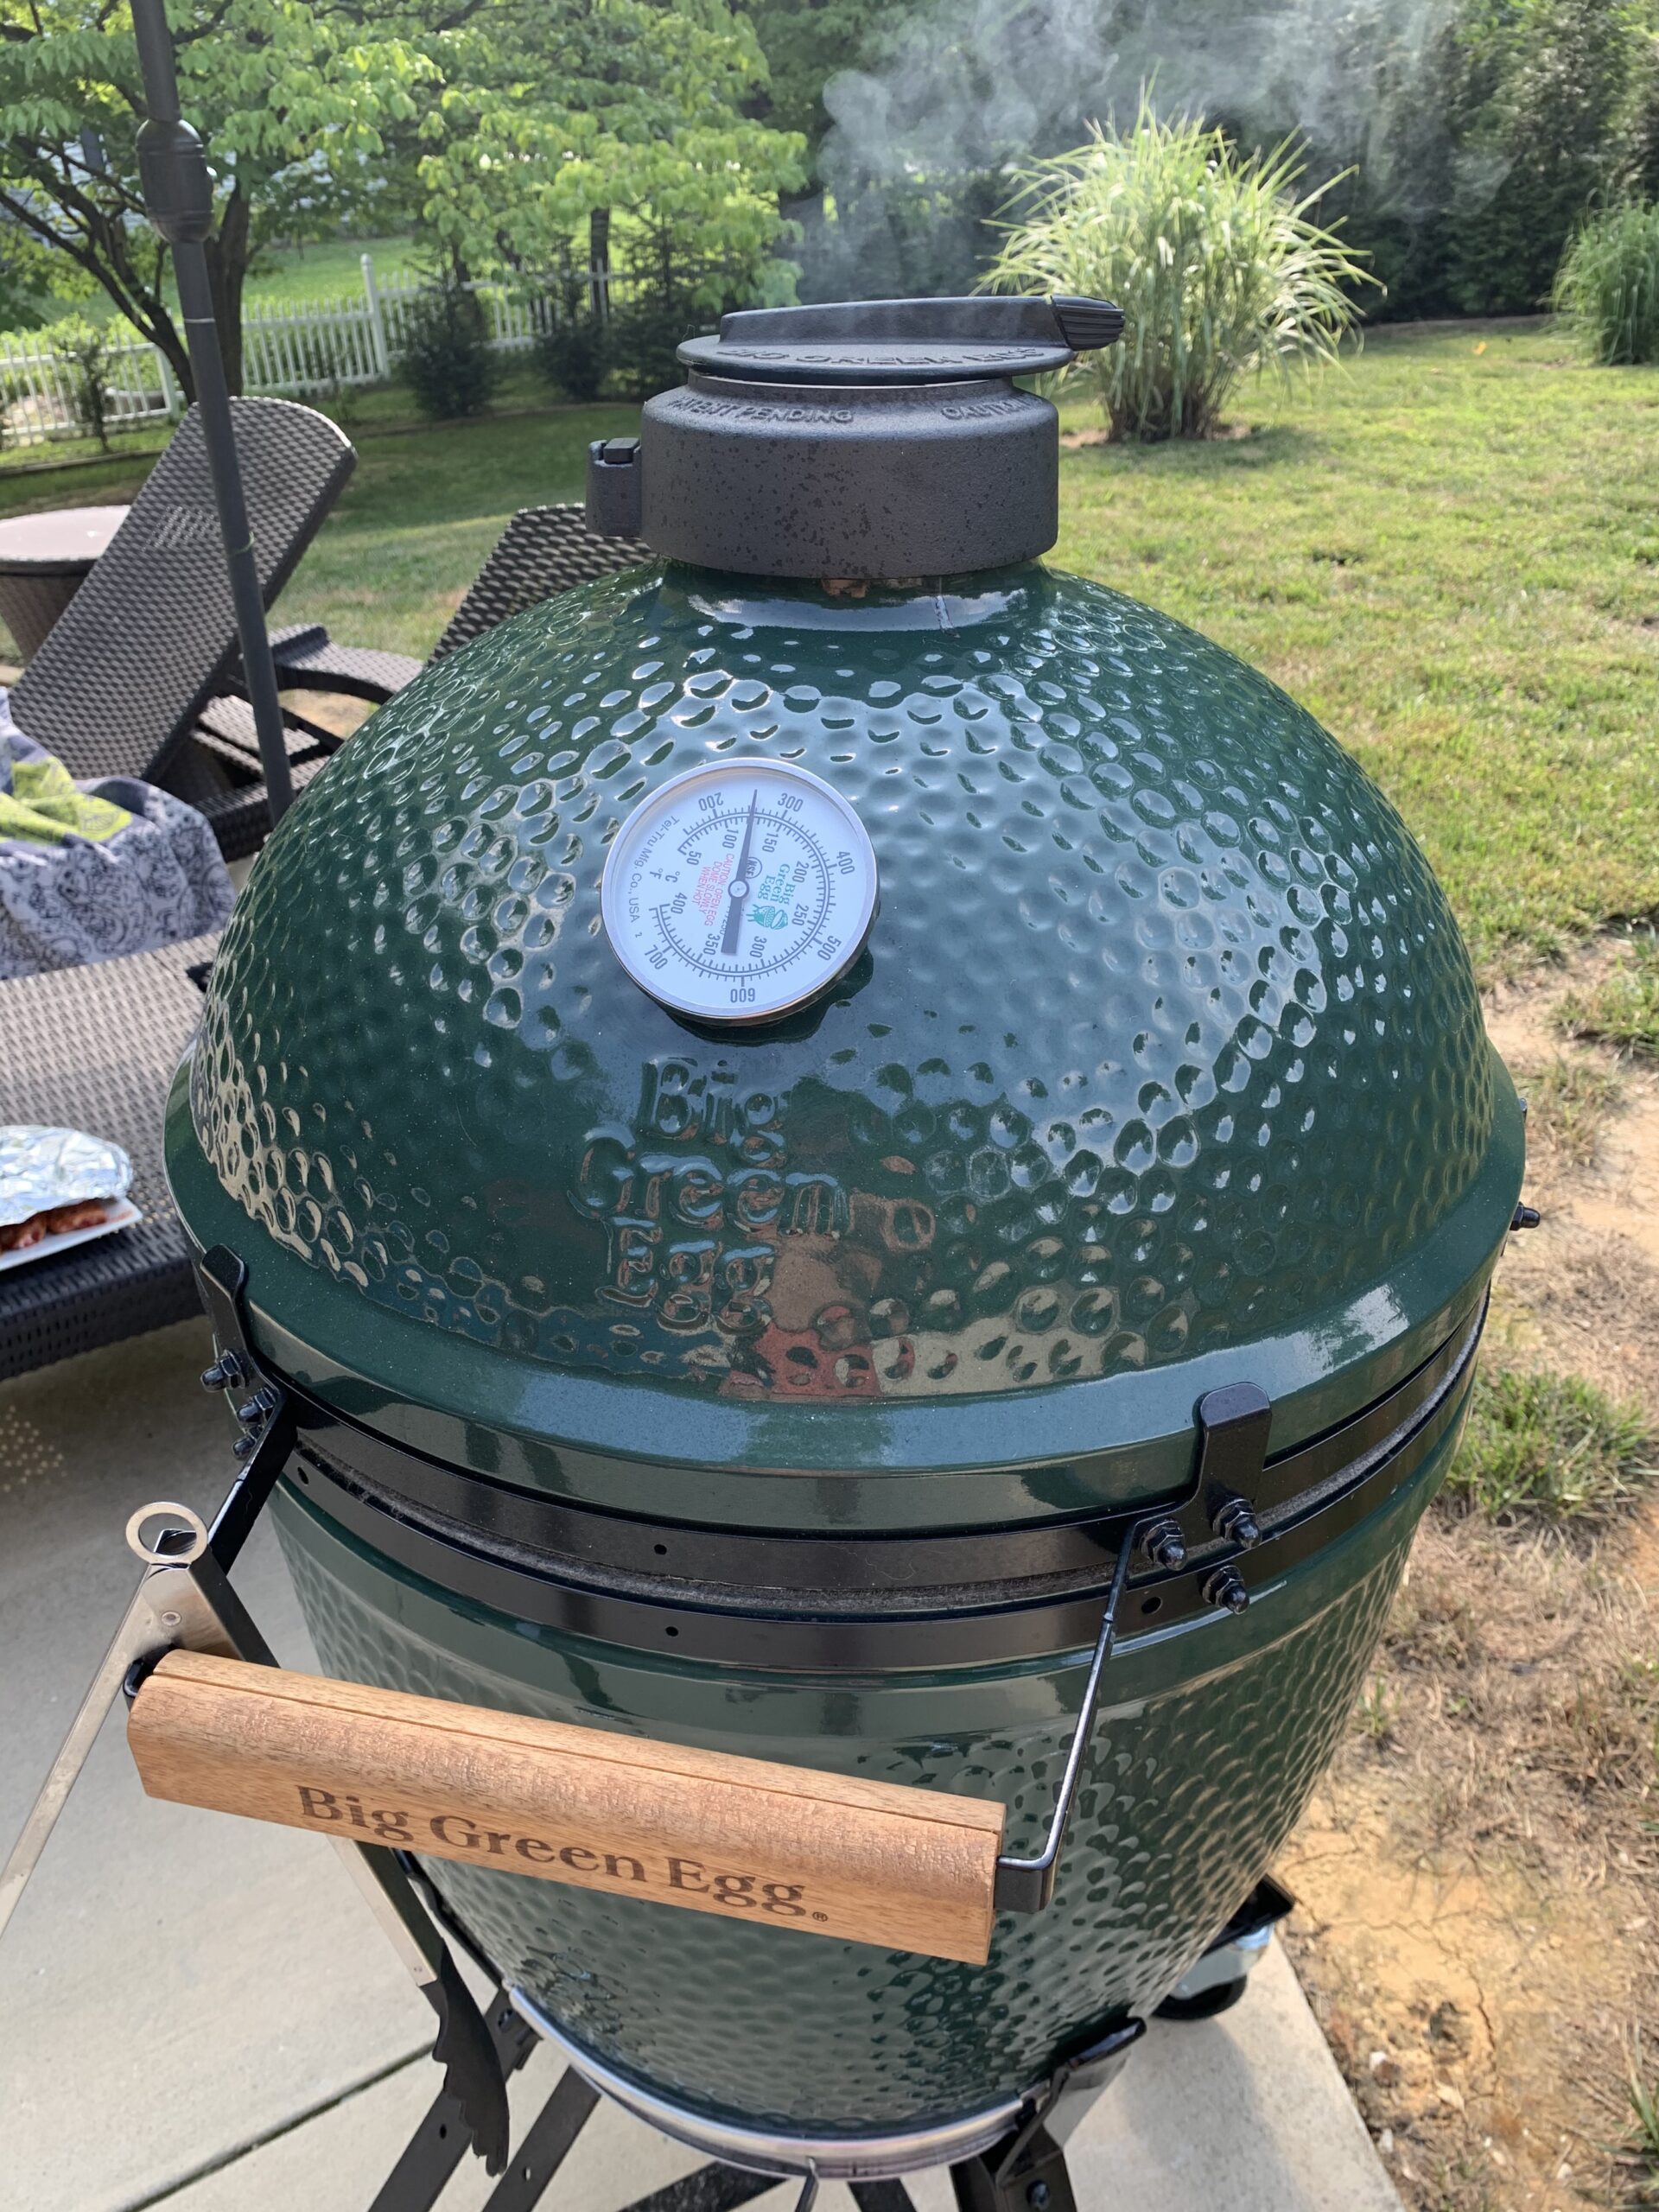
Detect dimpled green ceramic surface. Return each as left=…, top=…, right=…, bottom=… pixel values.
left=170, top=562, right=1519, bottom=1525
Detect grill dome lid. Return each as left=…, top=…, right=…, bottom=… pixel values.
left=675, top=296, right=1125, bottom=385
left=167, top=562, right=1522, bottom=1530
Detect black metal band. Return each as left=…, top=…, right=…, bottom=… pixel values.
left=280, top=1301, right=1478, bottom=1605
left=275, top=1305, right=1482, bottom=1670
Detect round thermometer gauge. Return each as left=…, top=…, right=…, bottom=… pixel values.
left=601, top=761, right=878, bottom=1025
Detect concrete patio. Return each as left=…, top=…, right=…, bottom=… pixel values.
left=0, top=1319, right=1402, bottom=2212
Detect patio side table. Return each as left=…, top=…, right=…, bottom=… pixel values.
left=0, top=505, right=130, bottom=662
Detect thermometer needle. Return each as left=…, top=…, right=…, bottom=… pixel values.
left=721, top=791, right=760, bottom=957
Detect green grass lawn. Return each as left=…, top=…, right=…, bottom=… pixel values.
left=0, top=372, right=634, bottom=653
left=272, top=391, right=639, bottom=655
left=240, top=234, right=423, bottom=304
left=13, top=234, right=421, bottom=334
left=1055, top=321, right=1659, bottom=969
left=2, top=321, right=1654, bottom=969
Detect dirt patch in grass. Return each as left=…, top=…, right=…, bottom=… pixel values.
left=1281, top=941, right=1659, bottom=2212
left=280, top=687, right=375, bottom=743
left=1488, top=949, right=1659, bottom=1395
left=1284, top=1504, right=1659, bottom=2212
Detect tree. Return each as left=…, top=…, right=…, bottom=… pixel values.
left=1614, top=17, right=1659, bottom=200
left=51, top=313, right=118, bottom=449
left=0, top=3, right=435, bottom=396
left=736, top=0, right=1659, bottom=321
left=753, top=0, right=1127, bottom=300
left=409, top=0, right=804, bottom=308
left=743, top=0, right=893, bottom=183
left=0, top=213, right=95, bottom=329
left=1448, top=0, right=1647, bottom=311
left=0, top=0, right=804, bottom=395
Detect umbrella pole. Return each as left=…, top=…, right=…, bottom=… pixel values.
left=130, top=0, right=293, bottom=826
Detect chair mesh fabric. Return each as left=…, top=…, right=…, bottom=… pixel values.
left=265, top=635, right=423, bottom=702
left=432, top=505, right=641, bottom=658
left=184, top=512, right=632, bottom=858
left=0, top=936, right=218, bottom=1380
left=194, top=695, right=333, bottom=772
left=0, top=570, right=85, bottom=663
left=186, top=700, right=338, bottom=863
left=12, top=398, right=353, bottom=784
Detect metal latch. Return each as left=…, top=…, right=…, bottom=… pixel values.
left=994, top=1382, right=1271, bottom=1915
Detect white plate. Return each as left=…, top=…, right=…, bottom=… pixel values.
left=0, top=1197, right=143, bottom=1274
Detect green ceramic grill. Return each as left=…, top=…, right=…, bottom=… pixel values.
left=163, top=296, right=1523, bottom=2182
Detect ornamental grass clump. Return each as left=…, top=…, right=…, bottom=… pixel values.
left=1554, top=200, right=1659, bottom=365
left=987, top=100, right=1374, bottom=442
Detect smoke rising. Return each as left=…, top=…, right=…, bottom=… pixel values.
left=796, top=0, right=1486, bottom=300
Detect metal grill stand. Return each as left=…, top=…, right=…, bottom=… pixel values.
left=365, top=1969, right=1147, bottom=2212
left=370, top=1882, right=1287, bottom=2212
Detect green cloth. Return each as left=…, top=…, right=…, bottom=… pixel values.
left=0, top=753, right=130, bottom=847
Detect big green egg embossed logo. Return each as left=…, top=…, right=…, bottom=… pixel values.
left=567, top=1056, right=939, bottom=1398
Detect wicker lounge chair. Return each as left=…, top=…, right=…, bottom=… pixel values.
left=0, top=505, right=640, bottom=1381
left=164, top=501, right=642, bottom=851
left=8, top=397, right=375, bottom=862
left=426, top=503, right=642, bottom=655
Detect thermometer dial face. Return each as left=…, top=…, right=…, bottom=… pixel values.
left=601, top=761, right=878, bottom=1025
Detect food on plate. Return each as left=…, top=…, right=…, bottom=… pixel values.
left=1, top=1126, right=134, bottom=1261
left=0, top=1197, right=117, bottom=1251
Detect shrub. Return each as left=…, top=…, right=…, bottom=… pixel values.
left=536, top=316, right=609, bottom=403
left=1446, top=1366, right=1655, bottom=1528
left=1448, top=0, right=1634, bottom=314
left=50, top=314, right=118, bottom=451
left=1554, top=200, right=1659, bottom=365
left=601, top=297, right=699, bottom=400
left=536, top=294, right=705, bottom=404
left=986, top=99, right=1375, bottom=442
left=398, top=282, right=499, bottom=420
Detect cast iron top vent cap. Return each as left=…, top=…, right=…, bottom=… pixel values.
left=587, top=292, right=1125, bottom=580
left=677, top=294, right=1126, bottom=385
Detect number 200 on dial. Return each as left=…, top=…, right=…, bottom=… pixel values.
left=601, top=761, right=879, bottom=1025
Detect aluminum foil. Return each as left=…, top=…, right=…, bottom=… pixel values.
left=0, top=1125, right=132, bottom=1229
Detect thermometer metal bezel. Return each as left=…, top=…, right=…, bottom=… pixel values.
left=601, top=760, right=879, bottom=1027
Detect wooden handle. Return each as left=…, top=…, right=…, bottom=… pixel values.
left=127, top=1651, right=1003, bottom=1964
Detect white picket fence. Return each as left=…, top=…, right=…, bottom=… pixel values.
left=238, top=260, right=590, bottom=394
left=0, top=329, right=181, bottom=448
left=0, top=254, right=632, bottom=450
